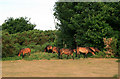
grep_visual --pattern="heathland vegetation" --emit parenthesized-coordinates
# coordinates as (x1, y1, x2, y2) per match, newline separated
(1, 2, 120, 60)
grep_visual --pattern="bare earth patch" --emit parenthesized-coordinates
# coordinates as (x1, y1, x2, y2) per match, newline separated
(2, 58, 118, 77)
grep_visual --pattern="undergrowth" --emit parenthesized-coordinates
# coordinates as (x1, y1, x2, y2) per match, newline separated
(2, 51, 118, 61)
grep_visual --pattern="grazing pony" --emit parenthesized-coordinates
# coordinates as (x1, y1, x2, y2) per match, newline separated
(52, 46, 59, 54)
(76, 47, 95, 58)
(18, 48, 31, 58)
(44, 45, 53, 53)
(89, 47, 100, 53)
(59, 48, 74, 60)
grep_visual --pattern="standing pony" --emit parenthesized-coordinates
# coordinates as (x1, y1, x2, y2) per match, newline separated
(76, 47, 95, 58)
(18, 48, 31, 58)
(59, 48, 74, 60)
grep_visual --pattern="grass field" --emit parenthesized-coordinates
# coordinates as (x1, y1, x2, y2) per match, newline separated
(2, 58, 118, 77)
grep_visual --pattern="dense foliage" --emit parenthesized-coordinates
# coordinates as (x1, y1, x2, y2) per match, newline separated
(2, 2, 120, 59)
(2, 30, 56, 58)
(1, 17, 36, 34)
(54, 2, 120, 57)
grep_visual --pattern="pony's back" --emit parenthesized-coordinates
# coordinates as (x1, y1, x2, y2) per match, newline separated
(18, 48, 31, 56)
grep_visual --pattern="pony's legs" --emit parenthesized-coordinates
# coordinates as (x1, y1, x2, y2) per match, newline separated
(76, 52, 77, 57)
(61, 54, 63, 59)
(29, 52, 31, 56)
(71, 53, 74, 60)
(52, 50, 54, 53)
(85, 53, 87, 58)
(59, 55, 61, 59)
(76, 48, 79, 57)
(79, 53, 80, 58)
(59, 54, 61, 59)
(22, 53, 24, 58)
(58, 52, 60, 59)
(72, 56, 74, 60)
(61, 55, 62, 59)
(67, 55, 69, 59)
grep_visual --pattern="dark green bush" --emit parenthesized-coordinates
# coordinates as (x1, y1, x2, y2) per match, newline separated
(1, 17, 36, 34)
(2, 30, 56, 58)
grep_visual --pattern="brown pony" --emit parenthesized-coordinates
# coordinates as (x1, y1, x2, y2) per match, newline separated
(52, 46, 59, 54)
(76, 47, 95, 58)
(44, 45, 53, 53)
(89, 47, 100, 52)
(59, 48, 74, 60)
(18, 48, 31, 58)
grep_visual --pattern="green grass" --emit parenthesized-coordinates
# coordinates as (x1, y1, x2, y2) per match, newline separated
(113, 74, 118, 78)
(2, 56, 22, 61)
(2, 51, 118, 61)
(2, 51, 78, 61)
(23, 52, 59, 61)
(116, 59, 120, 62)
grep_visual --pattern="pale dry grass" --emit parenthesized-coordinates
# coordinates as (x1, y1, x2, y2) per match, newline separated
(2, 58, 118, 77)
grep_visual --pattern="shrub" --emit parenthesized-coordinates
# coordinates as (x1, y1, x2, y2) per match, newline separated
(2, 30, 56, 58)
(103, 37, 118, 57)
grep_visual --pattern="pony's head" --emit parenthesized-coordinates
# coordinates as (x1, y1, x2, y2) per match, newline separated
(18, 48, 24, 56)
(18, 51, 21, 56)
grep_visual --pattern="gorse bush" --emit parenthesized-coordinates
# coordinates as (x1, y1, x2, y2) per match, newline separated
(2, 30, 56, 58)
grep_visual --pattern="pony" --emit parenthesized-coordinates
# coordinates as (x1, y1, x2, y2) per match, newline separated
(76, 47, 95, 58)
(52, 46, 59, 54)
(44, 45, 53, 53)
(18, 48, 31, 58)
(59, 48, 74, 60)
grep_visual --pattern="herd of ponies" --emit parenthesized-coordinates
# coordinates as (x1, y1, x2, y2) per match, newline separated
(18, 45, 100, 59)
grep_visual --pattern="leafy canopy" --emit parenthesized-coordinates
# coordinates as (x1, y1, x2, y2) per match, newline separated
(1, 17, 36, 34)
(54, 2, 120, 50)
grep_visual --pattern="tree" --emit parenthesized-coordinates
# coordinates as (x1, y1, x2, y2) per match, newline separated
(1, 17, 36, 34)
(54, 2, 119, 50)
